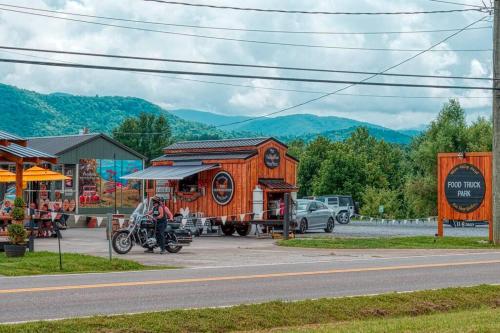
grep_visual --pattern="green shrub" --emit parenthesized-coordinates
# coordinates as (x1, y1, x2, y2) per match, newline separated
(11, 196, 25, 222)
(13, 197, 24, 208)
(7, 223, 27, 245)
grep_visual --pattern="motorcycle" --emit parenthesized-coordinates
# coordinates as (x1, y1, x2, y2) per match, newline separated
(112, 200, 193, 254)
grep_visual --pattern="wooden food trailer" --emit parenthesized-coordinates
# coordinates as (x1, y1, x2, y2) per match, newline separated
(123, 137, 298, 236)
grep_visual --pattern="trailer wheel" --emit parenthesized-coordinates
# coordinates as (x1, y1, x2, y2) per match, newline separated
(221, 224, 235, 236)
(236, 224, 251, 237)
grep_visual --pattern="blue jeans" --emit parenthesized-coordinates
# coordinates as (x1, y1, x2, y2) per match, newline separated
(156, 220, 167, 251)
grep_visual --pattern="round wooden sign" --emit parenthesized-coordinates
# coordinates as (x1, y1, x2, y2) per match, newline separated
(264, 147, 280, 169)
(212, 171, 234, 205)
(444, 163, 485, 213)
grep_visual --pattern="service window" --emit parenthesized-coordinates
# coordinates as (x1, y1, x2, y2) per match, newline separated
(178, 174, 199, 192)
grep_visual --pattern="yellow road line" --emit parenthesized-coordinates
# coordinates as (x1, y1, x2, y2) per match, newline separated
(1, 259, 500, 295)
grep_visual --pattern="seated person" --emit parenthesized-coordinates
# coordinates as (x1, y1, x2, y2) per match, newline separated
(39, 203, 52, 237)
(24, 203, 38, 228)
(28, 202, 37, 217)
(1, 200, 12, 215)
(40, 204, 50, 218)
(52, 202, 68, 228)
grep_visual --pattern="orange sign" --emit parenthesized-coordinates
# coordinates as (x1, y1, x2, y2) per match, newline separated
(437, 152, 492, 241)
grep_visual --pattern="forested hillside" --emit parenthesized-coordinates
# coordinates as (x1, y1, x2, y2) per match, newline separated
(0, 83, 228, 140)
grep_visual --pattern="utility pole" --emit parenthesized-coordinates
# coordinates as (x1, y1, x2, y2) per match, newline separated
(493, 0, 500, 244)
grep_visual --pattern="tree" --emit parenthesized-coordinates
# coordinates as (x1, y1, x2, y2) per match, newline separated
(360, 187, 401, 219)
(297, 136, 333, 197)
(112, 113, 172, 161)
(287, 139, 306, 160)
(312, 143, 367, 202)
(404, 99, 492, 217)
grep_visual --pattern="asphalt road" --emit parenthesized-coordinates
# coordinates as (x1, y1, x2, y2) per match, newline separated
(2, 250, 500, 323)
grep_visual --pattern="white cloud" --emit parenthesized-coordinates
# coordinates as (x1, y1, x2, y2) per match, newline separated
(0, 0, 493, 128)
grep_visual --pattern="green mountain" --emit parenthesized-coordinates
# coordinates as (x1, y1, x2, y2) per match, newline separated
(294, 126, 413, 144)
(170, 109, 251, 127)
(170, 109, 413, 144)
(0, 83, 413, 144)
(0, 83, 228, 140)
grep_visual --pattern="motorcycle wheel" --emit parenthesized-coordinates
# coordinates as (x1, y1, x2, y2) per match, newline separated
(112, 231, 133, 254)
(166, 244, 182, 253)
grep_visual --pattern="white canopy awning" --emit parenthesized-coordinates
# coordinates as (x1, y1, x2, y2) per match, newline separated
(121, 164, 220, 180)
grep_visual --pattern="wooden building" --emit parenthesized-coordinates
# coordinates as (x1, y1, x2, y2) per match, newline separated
(123, 137, 298, 235)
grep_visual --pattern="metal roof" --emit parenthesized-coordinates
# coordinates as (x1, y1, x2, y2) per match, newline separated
(27, 133, 100, 155)
(121, 164, 220, 180)
(165, 137, 282, 150)
(0, 130, 24, 141)
(28, 133, 145, 159)
(0, 142, 56, 159)
(152, 151, 257, 162)
(259, 178, 298, 191)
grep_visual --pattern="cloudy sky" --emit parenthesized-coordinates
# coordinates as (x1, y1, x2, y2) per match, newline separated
(0, 0, 493, 129)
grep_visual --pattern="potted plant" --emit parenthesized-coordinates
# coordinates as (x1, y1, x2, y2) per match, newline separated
(11, 197, 25, 225)
(5, 223, 27, 257)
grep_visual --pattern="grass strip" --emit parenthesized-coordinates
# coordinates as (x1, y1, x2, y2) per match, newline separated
(249, 307, 500, 332)
(0, 251, 172, 276)
(278, 236, 498, 249)
(1, 285, 500, 332)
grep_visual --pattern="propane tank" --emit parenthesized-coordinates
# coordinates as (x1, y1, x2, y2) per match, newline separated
(252, 186, 264, 220)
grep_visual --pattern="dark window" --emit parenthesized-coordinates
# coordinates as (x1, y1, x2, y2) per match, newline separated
(339, 197, 350, 206)
(309, 202, 317, 210)
(178, 174, 199, 192)
(327, 197, 338, 205)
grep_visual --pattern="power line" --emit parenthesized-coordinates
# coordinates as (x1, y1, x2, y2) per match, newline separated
(0, 58, 496, 91)
(0, 3, 492, 35)
(1, 48, 491, 100)
(215, 15, 490, 128)
(1, 45, 494, 81)
(426, 0, 489, 8)
(143, 0, 489, 14)
(0, 7, 492, 53)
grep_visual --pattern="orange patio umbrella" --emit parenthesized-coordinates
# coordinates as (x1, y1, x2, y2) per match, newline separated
(22, 166, 71, 182)
(0, 169, 16, 182)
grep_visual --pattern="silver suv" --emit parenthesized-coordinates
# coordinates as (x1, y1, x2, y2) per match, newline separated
(313, 195, 355, 224)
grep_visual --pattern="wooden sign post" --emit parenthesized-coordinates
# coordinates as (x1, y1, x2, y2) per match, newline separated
(437, 152, 493, 241)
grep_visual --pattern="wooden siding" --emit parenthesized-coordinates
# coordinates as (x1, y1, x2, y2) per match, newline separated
(437, 152, 492, 240)
(152, 138, 297, 220)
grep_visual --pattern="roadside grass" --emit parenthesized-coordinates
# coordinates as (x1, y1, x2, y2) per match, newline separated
(2, 285, 500, 333)
(278, 236, 498, 249)
(248, 307, 500, 333)
(0, 251, 172, 276)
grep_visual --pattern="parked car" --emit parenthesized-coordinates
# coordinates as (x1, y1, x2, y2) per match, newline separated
(295, 199, 335, 234)
(315, 195, 355, 224)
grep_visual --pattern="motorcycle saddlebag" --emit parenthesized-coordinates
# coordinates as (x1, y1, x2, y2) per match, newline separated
(174, 229, 193, 244)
